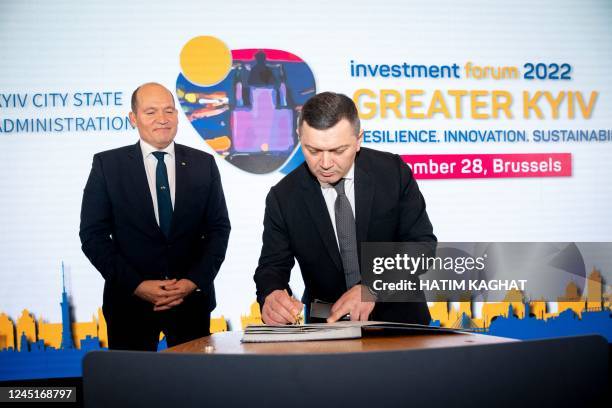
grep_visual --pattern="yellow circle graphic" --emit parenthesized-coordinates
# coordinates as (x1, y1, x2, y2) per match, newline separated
(180, 36, 232, 86)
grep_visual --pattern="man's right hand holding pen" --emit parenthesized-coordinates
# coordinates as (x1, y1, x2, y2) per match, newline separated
(262, 289, 304, 325)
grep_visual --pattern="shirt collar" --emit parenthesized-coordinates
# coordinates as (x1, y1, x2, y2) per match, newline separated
(140, 139, 175, 159)
(345, 162, 355, 181)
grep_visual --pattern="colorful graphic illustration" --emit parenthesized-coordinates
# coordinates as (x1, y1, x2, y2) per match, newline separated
(177, 36, 315, 174)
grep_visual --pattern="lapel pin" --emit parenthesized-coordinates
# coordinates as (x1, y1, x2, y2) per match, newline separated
(181, 162, 186, 166)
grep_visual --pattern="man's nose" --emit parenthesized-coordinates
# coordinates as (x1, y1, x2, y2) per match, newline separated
(321, 151, 332, 169)
(156, 112, 169, 123)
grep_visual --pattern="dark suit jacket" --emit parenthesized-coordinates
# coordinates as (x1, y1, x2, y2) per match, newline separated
(79, 141, 230, 315)
(254, 147, 436, 324)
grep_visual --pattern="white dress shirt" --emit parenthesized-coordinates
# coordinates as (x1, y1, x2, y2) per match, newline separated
(140, 139, 176, 226)
(320, 163, 356, 248)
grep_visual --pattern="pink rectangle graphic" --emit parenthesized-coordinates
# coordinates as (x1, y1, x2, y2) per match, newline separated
(401, 153, 572, 179)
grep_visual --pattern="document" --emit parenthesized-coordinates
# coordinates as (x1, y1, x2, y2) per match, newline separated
(241, 321, 464, 343)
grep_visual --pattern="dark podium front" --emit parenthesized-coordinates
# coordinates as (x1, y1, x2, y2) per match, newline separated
(83, 332, 609, 408)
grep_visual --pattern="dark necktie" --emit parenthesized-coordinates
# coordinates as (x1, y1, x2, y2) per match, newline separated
(152, 151, 173, 237)
(333, 179, 360, 289)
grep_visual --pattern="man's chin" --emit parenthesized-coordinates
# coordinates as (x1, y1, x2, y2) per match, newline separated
(149, 137, 176, 149)
(317, 174, 340, 184)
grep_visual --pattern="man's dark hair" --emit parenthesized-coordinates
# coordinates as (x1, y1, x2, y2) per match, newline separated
(298, 92, 360, 136)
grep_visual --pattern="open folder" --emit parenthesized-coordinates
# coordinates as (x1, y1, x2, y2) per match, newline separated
(242, 321, 467, 343)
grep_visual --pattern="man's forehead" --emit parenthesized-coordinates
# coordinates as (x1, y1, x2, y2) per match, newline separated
(300, 120, 356, 146)
(137, 85, 175, 108)
(303, 140, 351, 151)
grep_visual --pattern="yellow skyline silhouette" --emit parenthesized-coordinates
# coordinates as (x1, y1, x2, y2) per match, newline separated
(238, 268, 612, 329)
(240, 301, 263, 329)
(0, 308, 227, 351)
(428, 268, 611, 328)
(1, 268, 610, 350)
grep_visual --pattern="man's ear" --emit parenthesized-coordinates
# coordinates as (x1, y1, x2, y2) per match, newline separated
(356, 129, 364, 151)
(128, 111, 137, 129)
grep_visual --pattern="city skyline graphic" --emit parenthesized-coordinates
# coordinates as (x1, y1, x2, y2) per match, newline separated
(0, 263, 611, 381)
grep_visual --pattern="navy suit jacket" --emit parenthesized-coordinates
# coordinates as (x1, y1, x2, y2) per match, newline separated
(80, 141, 230, 314)
(254, 147, 436, 324)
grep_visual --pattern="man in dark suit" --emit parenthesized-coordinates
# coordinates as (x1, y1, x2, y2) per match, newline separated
(254, 92, 435, 325)
(80, 82, 231, 350)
